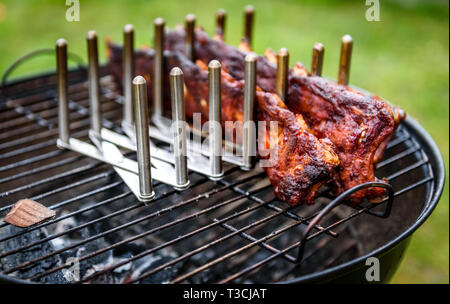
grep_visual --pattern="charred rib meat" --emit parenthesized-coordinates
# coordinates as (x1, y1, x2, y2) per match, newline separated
(107, 41, 340, 205)
(162, 27, 406, 201)
(256, 91, 339, 204)
(107, 26, 405, 204)
(287, 69, 405, 201)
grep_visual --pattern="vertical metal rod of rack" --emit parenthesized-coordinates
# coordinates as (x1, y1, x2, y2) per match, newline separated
(311, 42, 324, 77)
(170, 67, 189, 189)
(123, 24, 135, 129)
(216, 9, 226, 40)
(338, 34, 353, 85)
(153, 18, 165, 117)
(133, 76, 154, 201)
(244, 5, 254, 47)
(276, 48, 289, 102)
(56, 38, 69, 144)
(185, 14, 196, 61)
(208, 60, 223, 179)
(241, 54, 257, 171)
(86, 30, 101, 137)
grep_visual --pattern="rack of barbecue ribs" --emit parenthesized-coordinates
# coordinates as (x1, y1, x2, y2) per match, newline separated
(106, 24, 405, 205)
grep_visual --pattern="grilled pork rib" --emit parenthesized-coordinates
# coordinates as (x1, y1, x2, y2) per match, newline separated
(162, 28, 406, 201)
(287, 70, 405, 201)
(107, 42, 340, 205)
(107, 26, 405, 204)
(256, 91, 339, 204)
(108, 43, 245, 140)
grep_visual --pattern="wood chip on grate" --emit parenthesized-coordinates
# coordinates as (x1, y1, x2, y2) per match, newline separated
(4, 199, 56, 228)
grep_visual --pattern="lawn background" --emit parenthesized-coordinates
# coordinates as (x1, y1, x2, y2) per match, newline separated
(0, 0, 448, 283)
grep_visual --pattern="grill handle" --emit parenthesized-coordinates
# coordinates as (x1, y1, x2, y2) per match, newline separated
(296, 181, 394, 264)
(0, 48, 84, 90)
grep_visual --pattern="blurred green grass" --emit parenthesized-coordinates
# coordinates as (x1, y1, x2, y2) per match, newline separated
(0, 0, 448, 283)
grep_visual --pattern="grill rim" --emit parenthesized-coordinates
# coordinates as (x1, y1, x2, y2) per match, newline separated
(0, 71, 445, 284)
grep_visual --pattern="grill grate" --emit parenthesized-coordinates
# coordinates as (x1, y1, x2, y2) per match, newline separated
(0, 68, 435, 284)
